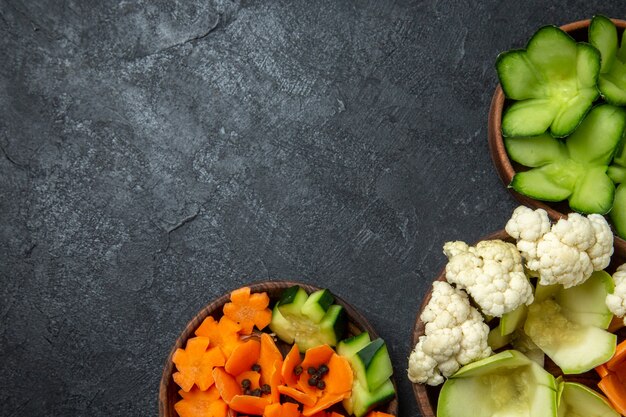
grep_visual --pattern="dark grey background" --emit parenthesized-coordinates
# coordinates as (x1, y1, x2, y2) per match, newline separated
(1, 0, 623, 416)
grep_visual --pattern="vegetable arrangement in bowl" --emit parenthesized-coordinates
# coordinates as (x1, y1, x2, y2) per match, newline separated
(488, 16, 626, 246)
(409, 205, 626, 417)
(159, 282, 398, 417)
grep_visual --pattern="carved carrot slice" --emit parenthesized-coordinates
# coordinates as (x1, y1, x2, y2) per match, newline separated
(268, 360, 283, 404)
(175, 387, 228, 417)
(301, 391, 350, 416)
(259, 333, 283, 385)
(223, 287, 272, 334)
(365, 412, 395, 417)
(229, 395, 271, 415)
(236, 371, 261, 391)
(263, 402, 301, 417)
(226, 339, 261, 376)
(214, 367, 243, 404)
(196, 316, 243, 357)
(173, 337, 226, 392)
(281, 344, 302, 387)
(323, 354, 353, 394)
(277, 385, 316, 406)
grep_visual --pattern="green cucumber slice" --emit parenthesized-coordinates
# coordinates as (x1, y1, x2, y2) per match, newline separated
(352, 338, 394, 392)
(569, 167, 615, 214)
(277, 285, 309, 318)
(556, 271, 614, 329)
(610, 183, 626, 239)
(557, 381, 620, 417)
(510, 163, 578, 201)
(618, 29, 626, 62)
(608, 165, 626, 183)
(337, 332, 371, 359)
(566, 104, 626, 165)
(496, 50, 545, 99)
(344, 379, 396, 417)
(502, 99, 559, 137)
(269, 304, 296, 344)
(488, 326, 512, 350)
(526, 26, 577, 81)
(500, 304, 528, 336)
(438, 350, 557, 417)
(524, 299, 617, 374)
(589, 15, 618, 72)
(504, 134, 568, 167)
(301, 289, 334, 323)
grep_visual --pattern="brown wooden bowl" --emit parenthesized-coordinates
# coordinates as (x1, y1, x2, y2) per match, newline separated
(487, 18, 626, 255)
(411, 229, 626, 417)
(159, 281, 399, 417)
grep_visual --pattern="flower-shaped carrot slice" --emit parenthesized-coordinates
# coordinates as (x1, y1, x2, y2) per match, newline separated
(259, 333, 283, 385)
(173, 337, 226, 392)
(225, 339, 261, 376)
(301, 391, 350, 417)
(223, 287, 272, 334)
(175, 386, 228, 417)
(264, 402, 301, 417)
(195, 316, 243, 357)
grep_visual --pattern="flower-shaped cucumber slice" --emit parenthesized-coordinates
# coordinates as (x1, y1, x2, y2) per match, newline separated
(497, 26, 600, 137)
(589, 15, 626, 105)
(611, 184, 626, 239)
(506, 104, 626, 214)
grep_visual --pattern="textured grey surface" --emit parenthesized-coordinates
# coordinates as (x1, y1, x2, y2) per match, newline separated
(1, 0, 624, 416)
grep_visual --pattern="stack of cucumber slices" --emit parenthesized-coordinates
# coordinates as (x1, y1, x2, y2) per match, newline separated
(497, 16, 626, 239)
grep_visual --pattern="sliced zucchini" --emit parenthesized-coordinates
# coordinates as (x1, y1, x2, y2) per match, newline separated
(557, 380, 620, 417)
(524, 299, 616, 374)
(589, 15, 626, 105)
(555, 270, 614, 329)
(438, 350, 557, 417)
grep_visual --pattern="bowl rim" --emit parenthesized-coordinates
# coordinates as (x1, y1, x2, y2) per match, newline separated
(410, 228, 626, 417)
(159, 280, 399, 417)
(487, 17, 626, 254)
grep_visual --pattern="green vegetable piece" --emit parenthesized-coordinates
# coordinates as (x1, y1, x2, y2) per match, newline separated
(610, 183, 626, 239)
(589, 15, 626, 105)
(557, 380, 620, 417)
(508, 105, 626, 214)
(497, 26, 600, 137)
(609, 138, 626, 183)
(437, 350, 557, 417)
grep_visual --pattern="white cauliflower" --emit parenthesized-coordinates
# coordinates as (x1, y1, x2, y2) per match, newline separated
(443, 239, 534, 317)
(505, 206, 614, 288)
(606, 264, 626, 326)
(408, 281, 491, 386)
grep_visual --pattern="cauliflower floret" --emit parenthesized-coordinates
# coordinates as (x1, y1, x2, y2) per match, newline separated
(505, 207, 614, 288)
(407, 281, 491, 386)
(606, 264, 626, 325)
(443, 239, 534, 317)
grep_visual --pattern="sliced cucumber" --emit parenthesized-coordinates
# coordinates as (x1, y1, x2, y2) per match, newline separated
(557, 381, 620, 417)
(438, 350, 557, 417)
(270, 286, 347, 351)
(500, 304, 528, 336)
(301, 289, 334, 323)
(556, 271, 614, 329)
(350, 338, 394, 392)
(504, 134, 568, 167)
(610, 183, 626, 239)
(502, 99, 559, 137)
(343, 379, 396, 417)
(488, 326, 512, 351)
(589, 15, 626, 106)
(608, 165, 626, 183)
(589, 15, 618, 72)
(510, 163, 577, 201)
(337, 332, 371, 358)
(524, 299, 617, 374)
(569, 167, 615, 214)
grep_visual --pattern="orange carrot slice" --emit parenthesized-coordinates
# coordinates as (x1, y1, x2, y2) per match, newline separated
(259, 333, 283, 384)
(268, 360, 283, 404)
(366, 412, 395, 417)
(606, 339, 626, 372)
(595, 363, 610, 378)
(196, 316, 243, 357)
(226, 339, 262, 376)
(323, 354, 353, 394)
(236, 371, 261, 391)
(301, 392, 350, 416)
(329, 413, 346, 417)
(173, 337, 226, 392)
(229, 395, 271, 415)
(263, 402, 301, 417)
(214, 367, 243, 404)
(223, 287, 272, 334)
(598, 373, 626, 415)
(300, 345, 334, 370)
(175, 387, 228, 417)
(277, 385, 317, 406)
(282, 344, 302, 387)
